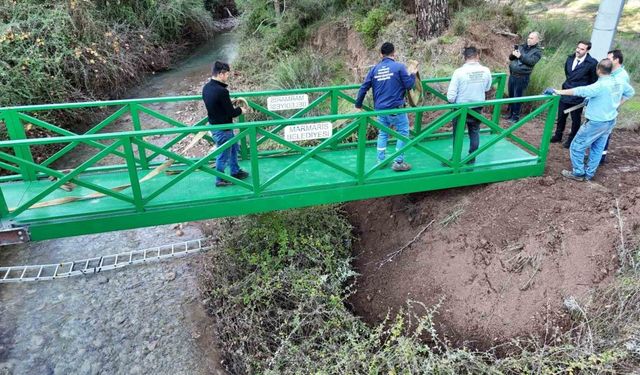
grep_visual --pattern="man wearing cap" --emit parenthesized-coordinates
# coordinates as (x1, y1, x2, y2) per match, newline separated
(355, 42, 417, 172)
(446, 46, 492, 165)
(550, 59, 635, 182)
(202, 61, 248, 187)
(600, 49, 631, 164)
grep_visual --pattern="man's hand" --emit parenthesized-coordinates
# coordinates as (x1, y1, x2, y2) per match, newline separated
(542, 87, 555, 96)
(513, 50, 521, 59)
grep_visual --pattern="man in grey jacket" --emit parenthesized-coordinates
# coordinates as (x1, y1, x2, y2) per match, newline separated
(506, 32, 542, 123)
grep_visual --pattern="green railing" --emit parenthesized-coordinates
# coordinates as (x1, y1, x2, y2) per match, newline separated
(0, 73, 558, 223)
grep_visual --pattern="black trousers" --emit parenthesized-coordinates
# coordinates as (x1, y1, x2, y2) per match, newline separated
(507, 74, 530, 119)
(554, 101, 583, 139)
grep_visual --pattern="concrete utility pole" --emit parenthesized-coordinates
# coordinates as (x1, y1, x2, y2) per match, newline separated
(590, 0, 626, 60)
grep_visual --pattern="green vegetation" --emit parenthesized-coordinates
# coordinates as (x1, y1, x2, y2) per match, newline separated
(355, 7, 391, 48)
(202, 207, 640, 373)
(0, 0, 213, 108)
(451, 3, 528, 37)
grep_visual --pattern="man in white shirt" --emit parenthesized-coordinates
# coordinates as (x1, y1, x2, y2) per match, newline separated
(446, 46, 492, 164)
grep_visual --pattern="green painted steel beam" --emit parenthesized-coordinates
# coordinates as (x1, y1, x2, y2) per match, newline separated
(24, 163, 541, 241)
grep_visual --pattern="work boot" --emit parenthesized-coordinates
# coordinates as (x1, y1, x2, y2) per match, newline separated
(550, 134, 562, 143)
(392, 161, 411, 172)
(560, 169, 585, 182)
(215, 180, 233, 187)
(232, 169, 249, 180)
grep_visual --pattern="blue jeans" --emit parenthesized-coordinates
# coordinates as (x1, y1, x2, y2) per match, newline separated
(212, 130, 240, 183)
(377, 113, 410, 163)
(508, 74, 530, 119)
(569, 119, 615, 179)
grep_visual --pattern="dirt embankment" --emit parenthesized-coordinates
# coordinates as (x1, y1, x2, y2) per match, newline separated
(346, 123, 640, 349)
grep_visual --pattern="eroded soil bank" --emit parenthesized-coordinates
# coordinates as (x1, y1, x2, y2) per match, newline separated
(347, 122, 640, 350)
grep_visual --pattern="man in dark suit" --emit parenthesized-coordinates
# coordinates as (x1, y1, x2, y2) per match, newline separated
(550, 41, 598, 148)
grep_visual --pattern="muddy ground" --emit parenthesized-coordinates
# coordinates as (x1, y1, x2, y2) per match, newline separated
(346, 119, 640, 350)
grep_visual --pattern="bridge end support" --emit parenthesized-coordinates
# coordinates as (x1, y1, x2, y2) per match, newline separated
(0, 225, 30, 246)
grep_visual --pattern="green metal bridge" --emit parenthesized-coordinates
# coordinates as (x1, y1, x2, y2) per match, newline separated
(0, 73, 559, 243)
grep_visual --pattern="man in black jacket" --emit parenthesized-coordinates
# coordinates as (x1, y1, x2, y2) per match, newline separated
(506, 31, 542, 123)
(550, 41, 598, 148)
(202, 61, 248, 187)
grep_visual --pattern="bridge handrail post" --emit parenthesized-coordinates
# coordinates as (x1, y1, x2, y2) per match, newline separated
(414, 110, 423, 136)
(452, 107, 467, 171)
(0, 187, 8, 218)
(537, 96, 560, 165)
(356, 116, 368, 184)
(123, 136, 145, 212)
(248, 125, 260, 193)
(491, 74, 507, 132)
(129, 103, 149, 170)
(4, 110, 36, 181)
(238, 113, 250, 160)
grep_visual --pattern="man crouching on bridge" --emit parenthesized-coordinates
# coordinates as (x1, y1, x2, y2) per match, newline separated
(202, 61, 249, 187)
(550, 59, 635, 182)
(355, 42, 417, 172)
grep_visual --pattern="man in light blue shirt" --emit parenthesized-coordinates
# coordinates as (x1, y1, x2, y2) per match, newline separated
(601, 49, 631, 164)
(552, 59, 635, 181)
(446, 46, 492, 164)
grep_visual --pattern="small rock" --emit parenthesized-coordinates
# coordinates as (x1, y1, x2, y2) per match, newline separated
(96, 275, 109, 284)
(539, 176, 555, 186)
(175, 230, 184, 237)
(31, 335, 44, 348)
(146, 340, 158, 351)
(366, 294, 372, 302)
(601, 268, 608, 274)
(164, 271, 177, 282)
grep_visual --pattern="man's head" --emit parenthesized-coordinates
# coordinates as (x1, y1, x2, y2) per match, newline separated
(212, 61, 231, 82)
(607, 49, 624, 69)
(527, 32, 540, 46)
(463, 46, 479, 62)
(575, 41, 591, 59)
(596, 58, 613, 76)
(380, 42, 395, 58)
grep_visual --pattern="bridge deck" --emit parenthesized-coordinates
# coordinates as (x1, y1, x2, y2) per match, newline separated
(3, 134, 536, 232)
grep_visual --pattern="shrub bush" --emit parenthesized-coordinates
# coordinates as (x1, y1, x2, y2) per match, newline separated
(355, 7, 391, 48)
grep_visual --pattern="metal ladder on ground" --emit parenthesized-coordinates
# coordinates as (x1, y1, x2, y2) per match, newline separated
(0, 239, 212, 283)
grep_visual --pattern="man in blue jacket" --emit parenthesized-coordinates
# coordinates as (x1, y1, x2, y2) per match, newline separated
(551, 59, 635, 181)
(202, 61, 248, 187)
(355, 42, 417, 172)
(550, 41, 598, 148)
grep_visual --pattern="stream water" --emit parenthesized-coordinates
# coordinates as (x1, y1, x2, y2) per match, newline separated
(0, 31, 239, 375)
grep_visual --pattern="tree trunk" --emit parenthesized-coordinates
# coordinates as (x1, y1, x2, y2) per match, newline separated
(274, 0, 281, 18)
(415, 0, 449, 40)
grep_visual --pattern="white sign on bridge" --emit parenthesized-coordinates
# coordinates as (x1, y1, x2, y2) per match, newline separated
(267, 94, 309, 111)
(284, 122, 333, 142)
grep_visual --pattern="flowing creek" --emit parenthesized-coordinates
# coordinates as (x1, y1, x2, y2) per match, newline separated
(0, 31, 239, 375)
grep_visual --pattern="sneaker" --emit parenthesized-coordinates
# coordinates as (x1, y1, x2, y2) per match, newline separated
(599, 156, 607, 165)
(550, 135, 562, 143)
(502, 113, 514, 120)
(215, 180, 233, 187)
(231, 170, 249, 180)
(560, 169, 585, 182)
(507, 117, 519, 124)
(392, 161, 411, 172)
